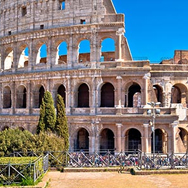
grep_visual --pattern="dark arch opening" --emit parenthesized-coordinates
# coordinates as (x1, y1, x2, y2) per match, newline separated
(101, 83, 114, 107)
(100, 128, 114, 151)
(3, 87, 11, 108)
(126, 128, 141, 150)
(57, 85, 66, 106)
(75, 128, 89, 151)
(2, 126, 9, 131)
(17, 87, 27, 108)
(39, 86, 45, 107)
(151, 129, 163, 153)
(128, 83, 141, 107)
(153, 85, 163, 105)
(171, 86, 181, 103)
(179, 128, 188, 150)
(78, 84, 89, 107)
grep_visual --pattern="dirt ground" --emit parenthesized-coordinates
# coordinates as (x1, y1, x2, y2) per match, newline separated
(45, 171, 188, 188)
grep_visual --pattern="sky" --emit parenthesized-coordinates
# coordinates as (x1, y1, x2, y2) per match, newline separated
(113, 0, 188, 63)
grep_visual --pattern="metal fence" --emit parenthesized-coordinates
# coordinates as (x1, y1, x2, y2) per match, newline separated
(0, 155, 48, 185)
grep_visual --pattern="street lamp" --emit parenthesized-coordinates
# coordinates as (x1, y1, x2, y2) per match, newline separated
(147, 102, 161, 160)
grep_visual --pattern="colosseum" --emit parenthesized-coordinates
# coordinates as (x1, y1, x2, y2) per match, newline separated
(0, 0, 188, 154)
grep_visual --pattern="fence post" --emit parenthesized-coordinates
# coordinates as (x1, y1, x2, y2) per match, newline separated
(8, 162, 10, 183)
(66, 151, 68, 167)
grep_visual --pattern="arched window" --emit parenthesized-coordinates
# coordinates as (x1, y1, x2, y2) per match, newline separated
(101, 38, 115, 62)
(125, 128, 141, 150)
(78, 40, 90, 63)
(101, 83, 114, 107)
(151, 129, 167, 153)
(16, 86, 27, 108)
(171, 85, 181, 103)
(128, 83, 141, 107)
(3, 86, 11, 108)
(78, 84, 89, 107)
(100, 128, 114, 151)
(33, 85, 45, 108)
(57, 84, 66, 106)
(4, 50, 13, 70)
(36, 44, 47, 64)
(18, 47, 29, 68)
(153, 85, 163, 105)
(75, 128, 89, 151)
(56, 42, 67, 64)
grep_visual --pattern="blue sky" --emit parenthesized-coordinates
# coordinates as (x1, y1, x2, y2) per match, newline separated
(113, 0, 188, 63)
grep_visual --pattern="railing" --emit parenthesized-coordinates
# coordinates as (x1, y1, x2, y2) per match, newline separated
(0, 155, 47, 185)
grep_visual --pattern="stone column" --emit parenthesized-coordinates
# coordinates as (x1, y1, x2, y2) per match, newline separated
(181, 92, 186, 107)
(116, 123, 122, 153)
(143, 123, 149, 153)
(162, 92, 166, 107)
(148, 136, 152, 153)
(171, 121, 178, 153)
(67, 35, 73, 68)
(47, 37, 52, 69)
(143, 73, 151, 106)
(90, 77, 96, 115)
(28, 39, 34, 71)
(121, 136, 125, 152)
(115, 28, 125, 61)
(116, 76, 122, 114)
(12, 43, 18, 72)
(27, 81, 31, 115)
(11, 81, 16, 114)
(66, 76, 72, 115)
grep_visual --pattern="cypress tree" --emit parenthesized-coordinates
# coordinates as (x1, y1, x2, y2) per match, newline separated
(55, 94, 69, 151)
(44, 91, 56, 132)
(36, 99, 45, 134)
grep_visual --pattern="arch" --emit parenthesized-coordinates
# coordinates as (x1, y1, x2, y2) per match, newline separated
(33, 85, 45, 108)
(56, 41, 67, 64)
(36, 44, 47, 64)
(18, 47, 29, 68)
(16, 85, 27, 108)
(171, 84, 187, 105)
(18, 127, 25, 131)
(2, 126, 9, 131)
(78, 40, 90, 63)
(127, 83, 141, 107)
(153, 85, 163, 105)
(78, 83, 89, 107)
(151, 128, 167, 153)
(4, 50, 13, 70)
(57, 84, 66, 106)
(177, 127, 188, 152)
(75, 128, 89, 151)
(3, 86, 11, 108)
(101, 83, 114, 107)
(125, 128, 141, 150)
(101, 38, 115, 62)
(100, 128, 114, 151)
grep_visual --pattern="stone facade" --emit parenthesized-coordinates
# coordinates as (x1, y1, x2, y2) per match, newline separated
(0, 0, 188, 154)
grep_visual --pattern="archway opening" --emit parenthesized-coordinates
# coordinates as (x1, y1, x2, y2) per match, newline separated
(125, 128, 141, 151)
(33, 85, 45, 108)
(75, 128, 89, 151)
(78, 40, 90, 63)
(3, 86, 11, 108)
(153, 85, 163, 105)
(56, 41, 67, 64)
(18, 47, 29, 68)
(151, 129, 167, 153)
(16, 86, 27, 108)
(101, 38, 115, 62)
(101, 83, 114, 107)
(100, 128, 114, 151)
(57, 85, 66, 106)
(128, 83, 141, 107)
(78, 84, 89, 107)
(4, 50, 13, 70)
(171, 86, 181, 103)
(36, 44, 47, 64)
(178, 128, 188, 152)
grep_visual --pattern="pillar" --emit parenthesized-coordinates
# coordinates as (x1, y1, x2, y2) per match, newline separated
(67, 35, 73, 68)
(171, 121, 178, 153)
(143, 123, 149, 153)
(27, 81, 31, 114)
(115, 28, 125, 61)
(90, 77, 96, 115)
(143, 73, 151, 106)
(11, 81, 16, 114)
(66, 76, 72, 115)
(116, 123, 122, 153)
(116, 76, 122, 115)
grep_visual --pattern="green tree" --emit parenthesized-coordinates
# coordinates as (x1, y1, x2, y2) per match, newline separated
(43, 91, 56, 132)
(55, 94, 69, 151)
(36, 99, 45, 134)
